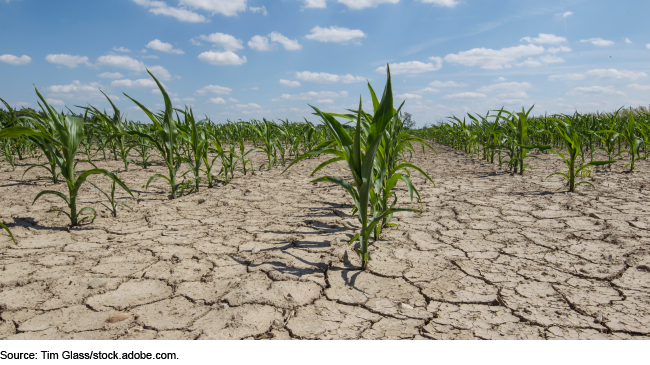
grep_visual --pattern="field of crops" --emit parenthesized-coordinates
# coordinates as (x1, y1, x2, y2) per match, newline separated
(0, 69, 649, 340)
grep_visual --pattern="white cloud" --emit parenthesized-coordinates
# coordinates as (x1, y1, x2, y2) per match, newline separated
(627, 84, 650, 90)
(585, 69, 647, 80)
(0, 54, 31, 65)
(515, 58, 542, 67)
(248, 35, 270, 51)
(476, 82, 532, 93)
(555, 11, 573, 18)
(521, 33, 567, 44)
(46, 80, 107, 100)
(132, 0, 209, 22)
(280, 79, 301, 87)
(111, 79, 158, 88)
(97, 72, 124, 79)
(249, 5, 267, 15)
(113, 46, 132, 53)
(430, 80, 466, 87)
(305, 26, 366, 43)
(443, 92, 487, 99)
(580, 38, 614, 47)
(190, 38, 202, 46)
(196, 85, 232, 96)
(647, 44, 650, 50)
(251, 87, 259, 90)
(421, 0, 459, 7)
(295, 71, 365, 83)
(569, 85, 625, 96)
(208, 97, 226, 104)
(96, 54, 145, 71)
(625, 38, 632, 44)
(315, 99, 333, 104)
(231, 103, 262, 109)
(197, 33, 243, 51)
(141, 55, 159, 59)
(46, 98, 65, 106)
(183, 97, 196, 102)
(539, 55, 565, 64)
(44, 54, 90, 68)
(227, 97, 238, 102)
(198, 51, 247, 66)
(548, 73, 585, 81)
(273, 90, 346, 101)
(395, 93, 422, 100)
(417, 87, 440, 93)
(151, 89, 178, 96)
(547, 46, 571, 54)
(376, 58, 442, 75)
(268, 32, 302, 50)
(336, 0, 399, 9)
(304, 0, 327, 7)
(146, 39, 184, 54)
(148, 65, 172, 80)
(494, 77, 506, 82)
(444, 44, 544, 69)
(179, 0, 247, 16)
(496, 91, 528, 99)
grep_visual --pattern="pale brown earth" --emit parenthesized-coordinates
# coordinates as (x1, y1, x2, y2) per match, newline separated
(1, 143, 649, 340)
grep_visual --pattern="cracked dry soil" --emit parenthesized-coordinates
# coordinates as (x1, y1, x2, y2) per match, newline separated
(1, 143, 650, 340)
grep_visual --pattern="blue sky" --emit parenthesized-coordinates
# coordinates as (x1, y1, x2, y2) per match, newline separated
(1, 0, 649, 126)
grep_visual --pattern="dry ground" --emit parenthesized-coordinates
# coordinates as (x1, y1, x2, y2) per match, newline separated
(0, 143, 649, 340)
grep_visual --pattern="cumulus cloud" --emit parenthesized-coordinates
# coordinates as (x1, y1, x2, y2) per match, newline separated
(280, 79, 301, 87)
(44, 54, 90, 68)
(46, 80, 107, 100)
(476, 82, 532, 93)
(295, 71, 365, 83)
(336, 0, 399, 9)
(417, 87, 440, 93)
(647, 43, 650, 50)
(376, 58, 442, 75)
(97, 72, 124, 79)
(197, 33, 243, 51)
(625, 38, 632, 44)
(232, 103, 262, 109)
(113, 46, 132, 53)
(444, 44, 544, 69)
(520, 33, 567, 44)
(272, 90, 347, 101)
(585, 69, 647, 80)
(146, 39, 184, 54)
(496, 91, 529, 99)
(0, 54, 31, 65)
(248, 35, 270, 51)
(208, 97, 226, 104)
(195, 84, 233, 95)
(430, 80, 467, 87)
(547, 46, 571, 54)
(179, 0, 247, 16)
(580, 38, 614, 46)
(395, 93, 422, 100)
(548, 73, 586, 81)
(249, 5, 267, 15)
(96, 54, 146, 72)
(303, 0, 326, 7)
(568, 85, 625, 96)
(627, 84, 650, 90)
(268, 32, 302, 50)
(421, 0, 459, 7)
(443, 92, 487, 99)
(131, 0, 208, 22)
(305, 26, 366, 44)
(538, 55, 565, 64)
(111, 79, 158, 88)
(555, 11, 573, 18)
(198, 51, 247, 66)
(46, 98, 65, 106)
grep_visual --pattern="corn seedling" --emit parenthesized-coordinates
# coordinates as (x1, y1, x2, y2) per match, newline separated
(0, 222, 16, 244)
(89, 180, 134, 217)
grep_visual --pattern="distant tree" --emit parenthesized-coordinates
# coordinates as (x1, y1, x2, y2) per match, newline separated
(401, 112, 416, 130)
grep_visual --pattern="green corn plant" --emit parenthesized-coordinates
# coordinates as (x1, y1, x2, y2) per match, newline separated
(177, 107, 207, 192)
(0, 221, 16, 244)
(124, 70, 183, 198)
(618, 110, 643, 172)
(495, 106, 551, 174)
(235, 138, 257, 175)
(284, 65, 419, 270)
(130, 124, 154, 168)
(243, 119, 277, 170)
(547, 115, 615, 192)
(89, 180, 134, 217)
(0, 88, 134, 226)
